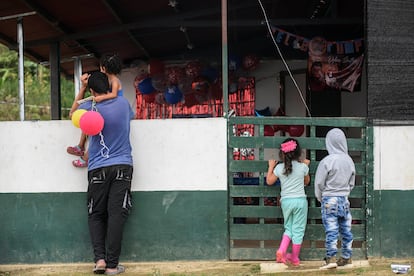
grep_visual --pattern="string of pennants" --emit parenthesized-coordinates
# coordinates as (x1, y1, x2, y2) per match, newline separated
(270, 25, 364, 55)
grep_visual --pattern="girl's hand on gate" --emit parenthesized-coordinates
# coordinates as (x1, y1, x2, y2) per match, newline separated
(268, 159, 278, 169)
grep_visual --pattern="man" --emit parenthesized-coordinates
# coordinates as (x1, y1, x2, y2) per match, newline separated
(78, 71, 133, 275)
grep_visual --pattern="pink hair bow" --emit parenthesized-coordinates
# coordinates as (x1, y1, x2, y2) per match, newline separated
(281, 140, 297, 153)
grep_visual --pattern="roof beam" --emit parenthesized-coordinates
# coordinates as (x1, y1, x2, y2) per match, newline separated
(22, 16, 361, 48)
(0, 32, 52, 63)
(101, 0, 150, 58)
(20, 2, 263, 47)
(20, 0, 99, 56)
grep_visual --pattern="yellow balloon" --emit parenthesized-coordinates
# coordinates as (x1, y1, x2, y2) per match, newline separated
(71, 109, 87, 128)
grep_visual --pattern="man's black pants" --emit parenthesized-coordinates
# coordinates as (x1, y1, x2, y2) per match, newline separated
(87, 164, 133, 268)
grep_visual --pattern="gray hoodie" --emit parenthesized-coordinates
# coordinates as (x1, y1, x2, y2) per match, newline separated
(314, 128, 356, 202)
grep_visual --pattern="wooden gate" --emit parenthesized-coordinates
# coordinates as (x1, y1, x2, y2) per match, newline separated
(228, 116, 373, 260)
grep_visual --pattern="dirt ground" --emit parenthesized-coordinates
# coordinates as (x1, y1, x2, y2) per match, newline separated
(0, 258, 412, 275)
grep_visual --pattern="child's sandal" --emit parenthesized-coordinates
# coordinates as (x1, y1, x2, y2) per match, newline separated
(67, 145, 85, 156)
(72, 157, 88, 168)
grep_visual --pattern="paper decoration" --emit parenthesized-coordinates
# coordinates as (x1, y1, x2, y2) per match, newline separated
(307, 36, 364, 92)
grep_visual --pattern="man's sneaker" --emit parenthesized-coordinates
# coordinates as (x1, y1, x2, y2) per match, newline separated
(337, 257, 353, 267)
(320, 256, 338, 269)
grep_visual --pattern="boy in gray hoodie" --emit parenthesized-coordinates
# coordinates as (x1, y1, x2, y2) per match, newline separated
(315, 128, 355, 269)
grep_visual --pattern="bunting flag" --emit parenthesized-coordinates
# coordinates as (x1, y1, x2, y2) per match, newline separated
(270, 26, 364, 93)
(270, 26, 364, 55)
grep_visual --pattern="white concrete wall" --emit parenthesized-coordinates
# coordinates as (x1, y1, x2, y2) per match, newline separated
(0, 118, 227, 193)
(374, 126, 414, 190)
(2, 120, 414, 194)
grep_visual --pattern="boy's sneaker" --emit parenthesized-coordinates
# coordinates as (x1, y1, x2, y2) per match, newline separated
(337, 257, 353, 267)
(320, 256, 338, 269)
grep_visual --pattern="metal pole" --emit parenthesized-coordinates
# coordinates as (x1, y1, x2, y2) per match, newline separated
(17, 17, 25, 121)
(221, 0, 229, 118)
(49, 42, 61, 119)
(74, 57, 82, 96)
(0, 11, 36, 21)
(1, 12, 36, 121)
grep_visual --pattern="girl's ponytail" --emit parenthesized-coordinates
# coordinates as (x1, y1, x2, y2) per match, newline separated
(279, 138, 302, 176)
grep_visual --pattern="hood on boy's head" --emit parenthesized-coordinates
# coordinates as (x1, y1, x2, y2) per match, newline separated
(326, 128, 348, 154)
(88, 71, 109, 94)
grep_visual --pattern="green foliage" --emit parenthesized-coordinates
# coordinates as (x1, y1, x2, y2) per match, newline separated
(0, 43, 75, 121)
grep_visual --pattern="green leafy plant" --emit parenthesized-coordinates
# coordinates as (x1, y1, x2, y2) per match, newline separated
(0, 43, 75, 121)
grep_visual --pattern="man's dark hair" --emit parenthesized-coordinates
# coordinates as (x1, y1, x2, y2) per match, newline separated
(88, 71, 109, 94)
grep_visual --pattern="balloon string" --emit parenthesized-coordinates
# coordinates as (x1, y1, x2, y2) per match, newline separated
(92, 100, 108, 158)
(99, 132, 110, 158)
(92, 100, 98, 112)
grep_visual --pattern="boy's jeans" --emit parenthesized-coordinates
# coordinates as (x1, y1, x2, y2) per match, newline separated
(321, 196, 353, 259)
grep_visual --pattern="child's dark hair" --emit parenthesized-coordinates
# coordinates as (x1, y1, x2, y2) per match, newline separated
(279, 138, 302, 176)
(100, 53, 122, 75)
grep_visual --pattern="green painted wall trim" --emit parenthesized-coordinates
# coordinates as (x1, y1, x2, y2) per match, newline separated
(0, 191, 228, 264)
(3, 189, 413, 263)
(371, 190, 414, 258)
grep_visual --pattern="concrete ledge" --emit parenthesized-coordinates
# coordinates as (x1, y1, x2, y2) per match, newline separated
(260, 263, 289, 273)
(260, 260, 371, 274)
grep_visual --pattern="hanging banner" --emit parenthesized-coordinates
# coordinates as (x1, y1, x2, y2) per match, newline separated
(307, 37, 364, 92)
(269, 26, 364, 92)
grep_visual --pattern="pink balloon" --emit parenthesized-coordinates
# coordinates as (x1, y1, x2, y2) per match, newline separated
(80, 111, 104, 136)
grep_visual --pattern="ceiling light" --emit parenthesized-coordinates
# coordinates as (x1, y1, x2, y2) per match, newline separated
(168, 0, 178, 8)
